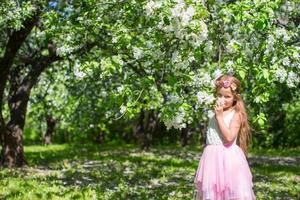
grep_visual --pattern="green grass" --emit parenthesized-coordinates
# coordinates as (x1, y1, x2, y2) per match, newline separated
(0, 143, 299, 199)
(248, 146, 300, 157)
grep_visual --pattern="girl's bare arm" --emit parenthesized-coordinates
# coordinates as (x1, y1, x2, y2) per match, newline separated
(215, 113, 241, 143)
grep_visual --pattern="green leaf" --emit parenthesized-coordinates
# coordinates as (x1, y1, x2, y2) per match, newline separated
(238, 70, 246, 79)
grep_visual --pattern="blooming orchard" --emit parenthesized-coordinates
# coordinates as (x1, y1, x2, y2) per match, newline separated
(59, 0, 300, 130)
(1, 0, 299, 132)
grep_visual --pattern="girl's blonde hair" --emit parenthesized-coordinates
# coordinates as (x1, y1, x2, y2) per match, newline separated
(215, 75, 251, 155)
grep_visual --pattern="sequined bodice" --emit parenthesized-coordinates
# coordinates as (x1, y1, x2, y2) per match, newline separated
(206, 110, 237, 145)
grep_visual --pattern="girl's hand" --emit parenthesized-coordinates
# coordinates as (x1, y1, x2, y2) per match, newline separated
(214, 104, 223, 119)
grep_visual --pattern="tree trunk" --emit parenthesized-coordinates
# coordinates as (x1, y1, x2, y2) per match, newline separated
(168, 129, 178, 144)
(94, 131, 105, 144)
(133, 109, 157, 150)
(0, 40, 96, 167)
(133, 109, 146, 149)
(152, 118, 167, 145)
(180, 127, 188, 147)
(0, 11, 41, 167)
(1, 81, 30, 167)
(1, 125, 27, 167)
(0, 115, 5, 146)
(44, 115, 56, 145)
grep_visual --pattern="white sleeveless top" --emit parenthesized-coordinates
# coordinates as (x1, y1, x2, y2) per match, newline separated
(206, 109, 237, 145)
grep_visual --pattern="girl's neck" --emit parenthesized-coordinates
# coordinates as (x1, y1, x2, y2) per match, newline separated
(223, 106, 235, 112)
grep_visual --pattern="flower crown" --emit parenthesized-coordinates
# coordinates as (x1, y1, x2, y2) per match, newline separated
(216, 80, 237, 91)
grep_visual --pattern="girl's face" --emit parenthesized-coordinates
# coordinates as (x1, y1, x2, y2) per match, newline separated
(216, 87, 235, 110)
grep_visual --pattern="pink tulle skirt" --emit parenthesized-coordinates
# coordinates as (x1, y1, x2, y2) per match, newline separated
(194, 144, 255, 200)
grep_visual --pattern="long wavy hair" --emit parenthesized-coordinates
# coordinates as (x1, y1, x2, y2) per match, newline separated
(215, 75, 252, 155)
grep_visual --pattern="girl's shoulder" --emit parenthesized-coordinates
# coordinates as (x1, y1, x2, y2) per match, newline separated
(232, 109, 242, 118)
(229, 109, 243, 125)
(219, 109, 239, 125)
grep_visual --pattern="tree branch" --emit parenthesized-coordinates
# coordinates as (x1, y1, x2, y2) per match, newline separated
(0, 12, 40, 75)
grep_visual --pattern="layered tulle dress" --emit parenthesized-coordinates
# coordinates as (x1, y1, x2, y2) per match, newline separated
(194, 109, 255, 200)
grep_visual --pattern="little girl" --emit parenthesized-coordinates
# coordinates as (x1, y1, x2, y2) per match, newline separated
(194, 75, 255, 200)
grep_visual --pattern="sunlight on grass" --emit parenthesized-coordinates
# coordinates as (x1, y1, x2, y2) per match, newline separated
(0, 144, 299, 199)
(24, 144, 70, 153)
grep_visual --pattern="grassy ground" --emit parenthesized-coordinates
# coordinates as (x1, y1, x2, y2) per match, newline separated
(0, 143, 299, 200)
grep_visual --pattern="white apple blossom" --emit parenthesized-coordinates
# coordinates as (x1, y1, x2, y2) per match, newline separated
(168, 94, 181, 103)
(202, 73, 212, 86)
(265, 35, 275, 54)
(213, 69, 223, 80)
(101, 90, 108, 98)
(293, 51, 299, 59)
(73, 61, 86, 78)
(120, 105, 127, 114)
(224, 32, 231, 41)
(226, 39, 239, 54)
(225, 61, 235, 75)
(181, 5, 195, 26)
(117, 86, 124, 93)
(286, 71, 299, 88)
(171, 51, 180, 63)
(145, 1, 163, 16)
(143, 61, 152, 67)
(171, 0, 185, 18)
(112, 36, 118, 43)
(164, 106, 186, 130)
(56, 45, 74, 56)
(133, 47, 144, 59)
(281, 1, 295, 12)
(199, 21, 208, 41)
(196, 91, 215, 105)
(204, 41, 213, 53)
(188, 55, 195, 63)
(254, 96, 261, 103)
(271, 56, 278, 64)
(274, 67, 287, 83)
(282, 57, 290, 67)
(275, 27, 290, 42)
(146, 41, 153, 48)
(225, 60, 234, 68)
(244, 44, 253, 57)
(192, 75, 201, 87)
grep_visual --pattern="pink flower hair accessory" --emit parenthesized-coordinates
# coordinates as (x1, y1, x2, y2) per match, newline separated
(222, 80, 232, 88)
(218, 80, 237, 91)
